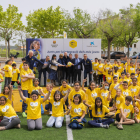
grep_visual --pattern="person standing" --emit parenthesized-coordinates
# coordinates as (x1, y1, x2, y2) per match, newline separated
(74, 54, 92, 87)
(72, 54, 83, 83)
(25, 50, 45, 71)
(57, 54, 65, 86)
(67, 54, 74, 86)
(63, 52, 69, 80)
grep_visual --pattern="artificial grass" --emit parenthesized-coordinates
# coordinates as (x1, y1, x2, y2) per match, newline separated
(72, 115, 140, 140)
(0, 113, 67, 140)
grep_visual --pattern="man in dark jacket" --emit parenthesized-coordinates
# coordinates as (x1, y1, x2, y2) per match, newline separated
(58, 54, 65, 85)
(25, 50, 45, 70)
(72, 54, 83, 82)
(74, 54, 92, 86)
(63, 52, 69, 80)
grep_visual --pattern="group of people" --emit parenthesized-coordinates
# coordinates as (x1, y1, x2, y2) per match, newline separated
(0, 53, 140, 131)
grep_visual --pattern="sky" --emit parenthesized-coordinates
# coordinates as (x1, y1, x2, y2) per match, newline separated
(0, 0, 140, 46)
(1, 0, 140, 25)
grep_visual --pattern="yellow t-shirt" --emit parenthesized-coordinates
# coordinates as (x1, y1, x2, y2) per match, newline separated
(0, 73, 4, 85)
(29, 86, 42, 94)
(12, 68, 20, 81)
(43, 89, 55, 104)
(0, 93, 14, 103)
(21, 69, 33, 90)
(92, 62, 99, 71)
(19, 63, 24, 73)
(135, 102, 140, 120)
(50, 98, 65, 117)
(0, 102, 17, 117)
(99, 89, 109, 108)
(128, 85, 140, 97)
(118, 63, 124, 74)
(127, 65, 135, 74)
(97, 64, 104, 75)
(85, 88, 100, 105)
(109, 82, 119, 99)
(70, 102, 85, 118)
(124, 78, 132, 86)
(104, 64, 112, 76)
(91, 105, 110, 118)
(115, 103, 134, 118)
(119, 87, 132, 98)
(12, 61, 16, 64)
(69, 90, 86, 102)
(113, 72, 121, 80)
(106, 74, 113, 84)
(3, 65, 12, 78)
(59, 85, 71, 96)
(114, 95, 125, 109)
(113, 64, 118, 68)
(25, 98, 44, 120)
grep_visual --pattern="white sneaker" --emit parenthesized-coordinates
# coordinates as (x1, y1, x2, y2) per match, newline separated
(49, 111, 52, 115)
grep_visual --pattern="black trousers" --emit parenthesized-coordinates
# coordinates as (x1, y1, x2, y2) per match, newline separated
(5, 77, 12, 86)
(98, 74, 103, 85)
(11, 81, 21, 86)
(67, 69, 74, 83)
(74, 69, 81, 82)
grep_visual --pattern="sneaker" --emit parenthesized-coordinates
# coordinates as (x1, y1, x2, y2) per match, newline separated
(22, 112, 27, 118)
(105, 124, 109, 129)
(114, 121, 119, 125)
(49, 111, 52, 115)
(117, 123, 123, 130)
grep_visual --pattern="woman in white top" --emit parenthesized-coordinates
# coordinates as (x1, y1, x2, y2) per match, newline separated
(49, 54, 65, 85)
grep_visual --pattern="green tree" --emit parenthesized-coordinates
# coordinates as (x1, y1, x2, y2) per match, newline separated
(97, 9, 126, 60)
(0, 4, 23, 58)
(26, 6, 66, 38)
(65, 8, 97, 38)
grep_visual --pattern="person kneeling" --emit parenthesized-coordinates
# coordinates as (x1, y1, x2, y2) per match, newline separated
(115, 96, 135, 130)
(68, 94, 87, 129)
(18, 86, 50, 131)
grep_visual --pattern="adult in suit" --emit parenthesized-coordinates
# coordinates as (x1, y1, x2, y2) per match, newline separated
(74, 54, 92, 87)
(25, 50, 45, 70)
(63, 52, 69, 80)
(72, 54, 83, 82)
(37, 55, 52, 86)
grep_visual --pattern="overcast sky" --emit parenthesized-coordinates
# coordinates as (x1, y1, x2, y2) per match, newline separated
(1, 0, 140, 25)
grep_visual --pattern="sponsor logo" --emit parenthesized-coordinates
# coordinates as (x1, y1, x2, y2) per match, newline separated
(51, 41, 58, 47)
(69, 40, 77, 48)
(87, 41, 97, 47)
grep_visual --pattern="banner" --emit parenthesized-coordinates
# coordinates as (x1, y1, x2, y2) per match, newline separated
(26, 38, 101, 60)
(26, 38, 101, 85)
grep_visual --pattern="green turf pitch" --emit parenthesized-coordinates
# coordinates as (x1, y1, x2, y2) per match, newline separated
(0, 113, 67, 140)
(72, 115, 140, 140)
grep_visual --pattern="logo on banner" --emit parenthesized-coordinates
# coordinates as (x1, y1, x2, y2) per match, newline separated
(69, 40, 77, 48)
(87, 41, 97, 47)
(51, 41, 58, 47)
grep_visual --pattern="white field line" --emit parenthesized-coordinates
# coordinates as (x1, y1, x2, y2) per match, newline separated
(66, 115, 73, 140)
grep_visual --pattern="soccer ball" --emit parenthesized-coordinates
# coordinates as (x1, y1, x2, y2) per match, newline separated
(67, 62, 72, 67)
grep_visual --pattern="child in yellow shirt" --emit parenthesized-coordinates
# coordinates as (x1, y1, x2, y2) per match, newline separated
(134, 95, 140, 123)
(0, 73, 4, 93)
(46, 90, 70, 128)
(106, 70, 113, 85)
(84, 97, 114, 128)
(115, 96, 135, 130)
(20, 61, 35, 117)
(2, 59, 12, 85)
(67, 94, 86, 129)
(44, 83, 55, 114)
(113, 66, 121, 81)
(19, 58, 26, 73)
(18, 86, 50, 131)
(59, 80, 71, 110)
(11, 63, 20, 88)
(125, 72, 132, 86)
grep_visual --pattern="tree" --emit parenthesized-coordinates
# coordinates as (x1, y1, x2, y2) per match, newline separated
(26, 6, 66, 38)
(119, 4, 140, 57)
(97, 9, 126, 60)
(65, 8, 97, 38)
(0, 4, 23, 58)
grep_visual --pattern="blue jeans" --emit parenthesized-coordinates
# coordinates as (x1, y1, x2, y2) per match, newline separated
(70, 122, 83, 129)
(39, 69, 46, 86)
(45, 103, 52, 111)
(22, 90, 28, 112)
(41, 104, 44, 114)
(88, 118, 114, 127)
(84, 70, 92, 87)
